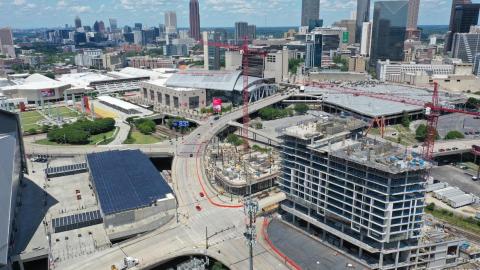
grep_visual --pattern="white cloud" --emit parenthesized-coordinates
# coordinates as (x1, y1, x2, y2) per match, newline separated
(70, 5, 92, 13)
(13, 0, 26, 6)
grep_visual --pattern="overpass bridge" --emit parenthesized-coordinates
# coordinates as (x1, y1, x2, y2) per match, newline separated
(432, 139, 479, 158)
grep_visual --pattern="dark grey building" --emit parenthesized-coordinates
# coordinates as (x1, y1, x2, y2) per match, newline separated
(0, 109, 26, 269)
(370, 1, 409, 65)
(446, 1, 479, 52)
(301, 0, 320, 27)
(305, 33, 322, 70)
(234, 21, 249, 45)
(355, 0, 370, 43)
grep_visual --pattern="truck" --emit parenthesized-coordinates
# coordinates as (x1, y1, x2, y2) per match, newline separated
(111, 257, 139, 270)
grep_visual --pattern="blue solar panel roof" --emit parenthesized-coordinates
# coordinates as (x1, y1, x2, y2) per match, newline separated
(87, 150, 173, 215)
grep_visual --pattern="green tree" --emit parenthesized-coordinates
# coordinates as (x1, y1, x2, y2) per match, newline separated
(425, 203, 435, 211)
(466, 97, 480, 110)
(401, 111, 411, 128)
(211, 261, 227, 270)
(294, 103, 309, 115)
(226, 133, 243, 146)
(27, 128, 38, 134)
(134, 118, 156, 135)
(288, 58, 304, 74)
(415, 124, 439, 142)
(44, 72, 55, 79)
(445, 130, 465, 140)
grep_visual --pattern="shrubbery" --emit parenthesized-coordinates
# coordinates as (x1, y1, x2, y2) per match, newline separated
(47, 118, 115, 144)
(258, 106, 293, 120)
(134, 118, 156, 135)
(445, 130, 465, 140)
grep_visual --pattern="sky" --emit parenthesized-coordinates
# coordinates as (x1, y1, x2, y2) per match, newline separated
(0, 0, 469, 29)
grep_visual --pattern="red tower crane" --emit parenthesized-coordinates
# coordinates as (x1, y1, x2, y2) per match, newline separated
(204, 37, 267, 150)
(305, 81, 480, 161)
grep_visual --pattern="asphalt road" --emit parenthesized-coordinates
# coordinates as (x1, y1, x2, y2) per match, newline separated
(430, 165, 480, 197)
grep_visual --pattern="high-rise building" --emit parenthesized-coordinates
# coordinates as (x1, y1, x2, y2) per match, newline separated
(203, 31, 221, 70)
(370, 1, 409, 65)
(474, 53, 480, 75)
(98, 21, 106, 33)
(279, 120, 462, 270)
(74, 16, 82, 29)
(452, 32, 480, 63)
(248, 24, 257, 41)
(189, 0, 201, 41)
(165, 11, 177, 34)
(0, 28, 15, 58)
(133, 30, 143, 45)
(407, 0, 420, 30)
(109, 18, 118, 31)
(355, 0, 370, 43)
(360, 22, 372, 56)
(446, 1, 478, 51)
(134, 23, 143, 31)
(332, 19, 356, 45)
(301, 0, 320, 27)
(234, 22, 248, 45)
(305, 33, 322, 70)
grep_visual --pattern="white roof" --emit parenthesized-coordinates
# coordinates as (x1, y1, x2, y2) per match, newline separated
(57, 72, 113, 88)
(1, 73, 69, 91)
(97, 96, 142, 111)
(118, 67, 165, 80)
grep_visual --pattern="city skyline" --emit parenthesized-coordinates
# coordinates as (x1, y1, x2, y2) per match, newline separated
(0, 0, 478, 29)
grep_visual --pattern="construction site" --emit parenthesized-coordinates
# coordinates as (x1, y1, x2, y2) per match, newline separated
(205, 137, 281, 196)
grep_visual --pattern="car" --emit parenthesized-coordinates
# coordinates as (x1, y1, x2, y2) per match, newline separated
(189, 153, 194, 158)
(439, 149, 445, 152)
(412, 145, 419, 148)
(446, 148, 452, 151)
(199, 192, 205, 197)
(214, 116, 220, 120)
(195, 205, 202, 211)
(472, 176, 479, 181)
(476, 132, 480, 135)
(452, 147, 459, 150)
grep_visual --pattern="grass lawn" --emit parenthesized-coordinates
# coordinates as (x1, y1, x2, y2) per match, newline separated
(56, 106, 80, 117)
(426, 207, 480, 235)
(35, 128, 117, 146)
(20, 111, 45, 131)
(124, 131, 163, 144)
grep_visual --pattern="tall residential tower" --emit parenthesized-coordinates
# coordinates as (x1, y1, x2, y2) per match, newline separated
(165, 11, 177, 34)
(189, 0, 201, 41)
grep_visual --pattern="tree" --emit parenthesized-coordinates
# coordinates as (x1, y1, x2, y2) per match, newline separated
(44, 72, 55, 79)
(401, 111, 410, 128)
(415, 124, 439, 142)
(445, 130, 465, 140)
(134, 118, 156, 135)
(288, 58, 304, 74)
(226, 133, 243, 146)
(294, 103, 309, 115)
(212, 261, 227, 270)
(425, 203, 435, 211)
(466, 97, 480, 110)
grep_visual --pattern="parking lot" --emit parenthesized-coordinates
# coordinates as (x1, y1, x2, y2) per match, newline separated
(437, 113, 480, 139)
(431, 165, 480, 197)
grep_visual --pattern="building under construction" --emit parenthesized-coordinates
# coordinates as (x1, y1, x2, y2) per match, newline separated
(206, 140, 280, 196)
(279, 117, 462, 270)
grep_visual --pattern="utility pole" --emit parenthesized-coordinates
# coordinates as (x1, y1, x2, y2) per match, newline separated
(243, 160, 258, 270)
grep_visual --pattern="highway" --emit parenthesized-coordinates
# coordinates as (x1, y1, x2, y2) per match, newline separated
(49, 92, 295, 270)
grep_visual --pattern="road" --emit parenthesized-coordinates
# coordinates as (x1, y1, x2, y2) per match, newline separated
(51, 92, 295, 270)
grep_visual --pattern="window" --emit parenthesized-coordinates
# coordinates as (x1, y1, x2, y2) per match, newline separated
(173, 96, 179, 108)
(165, 94, 170, 106)
(150, 90, 155, 101)
(157, 92, 162, 104)
(189, 96, 200, 109)
(143, 88, 147, 99)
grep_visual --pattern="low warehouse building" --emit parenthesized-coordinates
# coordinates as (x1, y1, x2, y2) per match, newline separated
(87, 150, 175, 240)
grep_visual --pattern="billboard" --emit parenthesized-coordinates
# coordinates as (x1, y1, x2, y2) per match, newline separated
(342, 32, 349, 43)
(83, 96, 90, 111)
(473, 145, 480, 155)
(213, 98, 222, 113)
(41, 89, 56, 97)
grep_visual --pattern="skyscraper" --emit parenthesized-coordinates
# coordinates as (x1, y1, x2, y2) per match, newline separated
(134, 23, 143, 31)
(189, 0, 201, 41)
(109, 18, 118, 31)
(446, 0, 473, 51)
(165, 11, 177, 34)
(446, 3, 480, 51)
(305, 33, 322, 69)
(203, 31, 221, 70)
(247, 25, 257, 41)
(407, 0, 420, 30)
(370, 1, 409, 65)
(0, 28, 15, 58)
(301, 0, 320, 27)
(234, 22, 248, 45)
(74, 16, 82, 29)
(355, 0, 370, 43)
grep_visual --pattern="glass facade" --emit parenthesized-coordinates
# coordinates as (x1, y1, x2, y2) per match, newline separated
(356, 0, 370, 43)
(370, 1, 408, 65)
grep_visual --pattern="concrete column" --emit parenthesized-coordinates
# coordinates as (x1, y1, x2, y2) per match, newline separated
(358, 248, 363, 258)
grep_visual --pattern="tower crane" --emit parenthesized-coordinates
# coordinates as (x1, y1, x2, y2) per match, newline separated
(305, 81, 480, 161)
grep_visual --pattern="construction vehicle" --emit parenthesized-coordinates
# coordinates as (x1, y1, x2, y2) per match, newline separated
(111, 257, 139, 270)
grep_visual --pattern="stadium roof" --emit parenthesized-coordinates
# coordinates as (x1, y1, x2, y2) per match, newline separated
(87, 150, 173, 216)
(166, 70, 265, 92)
(97, 95, 142, 111)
